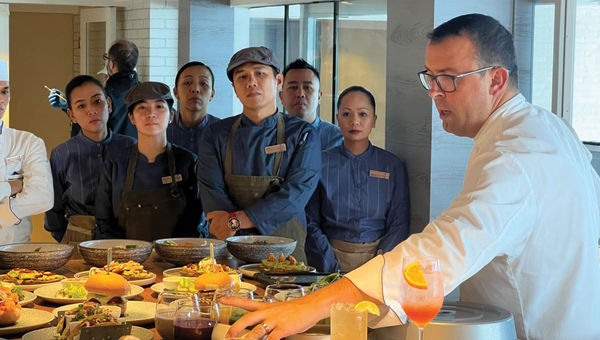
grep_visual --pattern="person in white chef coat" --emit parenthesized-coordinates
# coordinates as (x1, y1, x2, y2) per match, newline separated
(0, 60, 53, 244)
(221, 14, 600, 340)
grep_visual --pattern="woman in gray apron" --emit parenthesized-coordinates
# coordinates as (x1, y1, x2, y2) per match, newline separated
(45, 75, 135, 249)
(305, 86, 410, 273)
(93, 82, 201, 241)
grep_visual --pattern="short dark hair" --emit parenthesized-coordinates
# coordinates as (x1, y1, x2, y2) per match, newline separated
(65, 75, 107, 109)
(337, 85, 376, 114)
(283, 59, 320, 80)
(107, 39, 139, 72)
(175, 61, 215, 89)
(428, 13, 518, 88)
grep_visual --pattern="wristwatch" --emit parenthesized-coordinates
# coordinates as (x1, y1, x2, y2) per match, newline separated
(228, 212, 241, 232)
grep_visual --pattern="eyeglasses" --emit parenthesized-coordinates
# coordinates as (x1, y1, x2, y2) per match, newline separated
(417, 66, 500, 93)
(102, 53, 112, 61)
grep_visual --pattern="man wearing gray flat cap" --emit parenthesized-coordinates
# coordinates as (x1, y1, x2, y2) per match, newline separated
(198, 46, 321, 262)
(94, 81, 201, 241)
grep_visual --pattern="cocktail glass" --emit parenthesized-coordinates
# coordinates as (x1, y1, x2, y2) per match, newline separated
(330, 302, 367, 340)
(155, 290, 194, 340)
(399, 257, 443, 340)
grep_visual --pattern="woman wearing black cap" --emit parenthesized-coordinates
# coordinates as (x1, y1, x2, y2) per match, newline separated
(93, 81, 201, 241)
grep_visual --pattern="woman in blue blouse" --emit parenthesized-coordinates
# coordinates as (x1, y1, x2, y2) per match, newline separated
(305, 86, 410, 272)
(93, 82, 201, 241)
(45, 75, 135, 244)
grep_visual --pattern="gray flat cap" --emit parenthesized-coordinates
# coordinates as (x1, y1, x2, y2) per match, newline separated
(125, 81, 174, 113)
(226, 46, 280, 81)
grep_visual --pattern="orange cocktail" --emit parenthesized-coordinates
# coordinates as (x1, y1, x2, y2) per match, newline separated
(400, 258, 443, 340)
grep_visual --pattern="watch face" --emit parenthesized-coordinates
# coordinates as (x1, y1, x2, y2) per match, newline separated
(228, 217, 241, 231)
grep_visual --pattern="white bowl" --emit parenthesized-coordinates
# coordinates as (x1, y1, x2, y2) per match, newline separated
(162, 276, 181, 290)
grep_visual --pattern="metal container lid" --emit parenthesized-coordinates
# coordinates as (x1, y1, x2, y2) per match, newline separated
(406, 301, 517, 340)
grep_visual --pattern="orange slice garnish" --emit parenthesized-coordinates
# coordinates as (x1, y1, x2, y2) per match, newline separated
(403, 262, 427, 289)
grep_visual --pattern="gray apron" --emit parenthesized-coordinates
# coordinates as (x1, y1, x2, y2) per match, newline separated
(330, 238, 381, 273)
(224, 113, 307, 263)
(61, 215, 95, 258)
(116, 143, 187, 241)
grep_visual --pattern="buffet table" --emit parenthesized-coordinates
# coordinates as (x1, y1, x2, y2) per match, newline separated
(1, 252, 263, 340)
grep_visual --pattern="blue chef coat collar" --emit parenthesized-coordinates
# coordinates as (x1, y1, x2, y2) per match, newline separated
(339, 141, 374, 160)
(174, 110, 212, 130)
(75, 129, 114, 145)
(240, 109, 279, 127)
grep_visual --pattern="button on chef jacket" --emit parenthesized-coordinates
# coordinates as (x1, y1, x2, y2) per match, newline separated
(94, 143, 201, 239)
(345, 94, 600, 340)
(167, 111, 220, 155)
(197, 112, 321, 235)
(44, 131, 135, 242)
(312, 115, 343, 151)
(305, 143, 409, 272)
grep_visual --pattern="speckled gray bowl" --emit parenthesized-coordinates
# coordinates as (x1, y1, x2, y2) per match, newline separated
(154, 238, 227, 265)
(78, 239, 153, 267)
(0, 243, 74, 270)
(226, 235, 296, 263)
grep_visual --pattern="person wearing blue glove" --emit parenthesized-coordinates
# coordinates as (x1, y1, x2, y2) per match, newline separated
(48, 87, 81, 136)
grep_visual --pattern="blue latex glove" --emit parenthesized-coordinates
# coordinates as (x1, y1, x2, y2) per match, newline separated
(48, 89, 67, 110)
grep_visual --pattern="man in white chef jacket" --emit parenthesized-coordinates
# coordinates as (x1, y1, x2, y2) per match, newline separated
(0, 60, 53, 244)
(222, 14, 600, 340)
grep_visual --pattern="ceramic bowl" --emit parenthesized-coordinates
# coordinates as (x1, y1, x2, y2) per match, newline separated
(0, 243, 73, 270)
(225, 236, 296, 263)
(154, 238, 227, 265)
(78, 239, 153, 267)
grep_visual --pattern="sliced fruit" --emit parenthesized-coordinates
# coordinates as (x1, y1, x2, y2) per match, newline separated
(403, 262, 428, 289)
(354, 300, 381, 316)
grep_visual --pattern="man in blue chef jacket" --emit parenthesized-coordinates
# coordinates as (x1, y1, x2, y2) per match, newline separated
(197, 46, 321, 262)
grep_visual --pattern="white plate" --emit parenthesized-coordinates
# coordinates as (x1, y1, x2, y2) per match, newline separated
(0, 308, 55, 336)
(22, 325, 154, 340)
(74, 270, 157, 286)
(150, 281, 257, 294)
(162, 267, 187, 277)
(18, 291, 36, 306)
(53, 301, 156, 325)
(34, 283, 144, 304)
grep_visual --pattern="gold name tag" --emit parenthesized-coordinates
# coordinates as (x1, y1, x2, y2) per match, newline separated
(265, 143, 287, 155)
(369, 170, 390, 180)
(161, 174, 183, 184)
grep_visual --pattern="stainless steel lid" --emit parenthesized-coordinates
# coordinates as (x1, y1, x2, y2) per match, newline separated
(406, 301, 517, 340)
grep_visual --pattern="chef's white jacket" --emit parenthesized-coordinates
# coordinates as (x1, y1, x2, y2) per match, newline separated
(0, 123, 53, 244)
(346, 94, 600, 340)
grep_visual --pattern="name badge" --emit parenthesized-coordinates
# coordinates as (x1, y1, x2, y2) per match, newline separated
(369, 170, 390, 180)
(265, 143, 287, 155)
(162, 174, 183, 184)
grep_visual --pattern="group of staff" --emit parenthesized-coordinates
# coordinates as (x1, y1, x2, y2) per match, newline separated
(3, 37, 410, 273)
(2, 12, 600, 340)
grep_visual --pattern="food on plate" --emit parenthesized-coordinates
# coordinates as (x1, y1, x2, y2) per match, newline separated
(56, 301, 127, 340)
(56, 280, 88, 299)
(160, 240, 194, 246)
(85, 272, 131, 315)
(94, 261, 153, 281)
(181, 257, 236, 277)
(114, 244, 139, 249)
(308, 272, 342, 292)
(3, 268, 63, 285)
(261, 253, 309, 273)
(0, 286, 21, 325)
(0, 281, 24, 302)
(194, 272, 235, 291)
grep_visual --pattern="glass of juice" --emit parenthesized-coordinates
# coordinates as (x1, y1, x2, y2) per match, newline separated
(399, 256, 443, 340)
(330, 302, 367, 340)
(174, 299, 220, 340)
(155, 290, 194, 340)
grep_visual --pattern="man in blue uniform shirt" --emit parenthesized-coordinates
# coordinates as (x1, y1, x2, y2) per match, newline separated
(198, 47, 321, 262)
(279, 59, 342, 150)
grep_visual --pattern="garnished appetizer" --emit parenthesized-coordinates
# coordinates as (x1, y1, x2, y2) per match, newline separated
(95, 261, 153, 281)
(262, 253, 309, 273)
(0, 286, 21, 325)
(56, 301, 126, 340)
(3, 268, 63, 285)
(181, 257, 236, 277)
